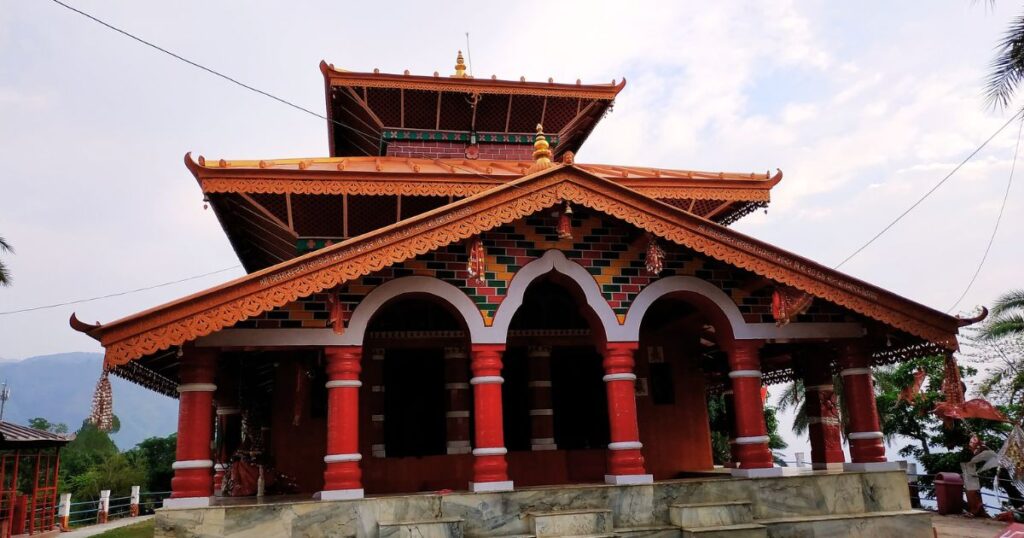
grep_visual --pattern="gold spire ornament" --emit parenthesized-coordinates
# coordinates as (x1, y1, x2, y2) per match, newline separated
(528, 124, 554, 173)
(452, 51, 470, 78)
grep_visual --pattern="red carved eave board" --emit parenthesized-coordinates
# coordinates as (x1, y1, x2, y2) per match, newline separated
(72, 165, 960, 368)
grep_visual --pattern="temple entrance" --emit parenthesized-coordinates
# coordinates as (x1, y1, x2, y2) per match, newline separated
(361, 295, 472, 493)
(503, 275, 609, 485)
(635, 295, 717, 478)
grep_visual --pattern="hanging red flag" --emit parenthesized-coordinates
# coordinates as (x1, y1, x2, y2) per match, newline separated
(771, 286, 813, 326)
(899, 369, 927, 403)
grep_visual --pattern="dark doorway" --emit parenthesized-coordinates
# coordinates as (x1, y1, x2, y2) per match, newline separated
(382, 348, 447, 457)
(551, 347, 609, 449)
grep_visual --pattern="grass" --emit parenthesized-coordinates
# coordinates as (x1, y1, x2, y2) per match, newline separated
(91, 519, 154, 538)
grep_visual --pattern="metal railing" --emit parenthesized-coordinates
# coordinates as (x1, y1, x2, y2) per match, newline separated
(62, 489, 170, 529)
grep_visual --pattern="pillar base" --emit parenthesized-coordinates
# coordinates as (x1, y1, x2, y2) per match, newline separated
(315, 488, 365, 501)
(605, 474, 653, 485)
(469, 480, 514, 493)
(730, 466, 808, 478)
(162, 496, 211, 509)
(812, 462, 846, 471)
(844, 462, 900, 473)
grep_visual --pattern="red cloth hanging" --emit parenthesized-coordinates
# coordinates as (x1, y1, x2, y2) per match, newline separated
(644, 234, 665, 275)
(899, 369, 927, 403)
(467, 237, 486, 284)
(771, 287, 813, 326)
(557, 202, 573, 240)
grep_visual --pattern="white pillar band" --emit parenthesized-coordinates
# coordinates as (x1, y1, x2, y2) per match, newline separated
(728, 370, 762, 379)
(528, 380, 552, 388)
(324, 453, 362, 463)
(528, 409, 554, 416)
(172, 459, 214, 470)
(840, 368, 872, 377)
(445, 411, 470, 418)
(733, 435, 770, 445)
(177, 383, 217, 393)
(470, 376, 504, 385)
(608, 441, 643, 450)
(472, 447, 508, 456)
(326, 380, 362, 389)
(445, 382, 470, 390)
(805, 384, 835, 391)
(848, 431, 884, 440)
(371, 414, 385, 422)
(807, 417, 841, 425)
(216, 407, 241, 415)
(603, 373, 637, 382)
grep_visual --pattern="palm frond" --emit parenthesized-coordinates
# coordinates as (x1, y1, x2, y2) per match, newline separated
(991, 289, 1024, 316)
(980, 313, 1024, 340)
(0, 259, 9, 287)
(986, 12, 1024, 110)
(0, 236, 11, 254)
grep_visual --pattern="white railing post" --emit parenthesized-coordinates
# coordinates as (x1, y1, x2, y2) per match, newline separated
(57, 493, 71, 530)
(98, 490, 110, 524)
(794, 452, 806, 467)
(130, 486, 140, 517)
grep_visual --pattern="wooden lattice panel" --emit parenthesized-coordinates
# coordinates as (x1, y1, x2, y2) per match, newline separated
(367, 88, 402, 127)
(291, 194, 343, 237)
(690, 199, 720, 217)
(474, 94, 512, 132)
(403, 89, 437, 129)
(400, 195, 449, 220)
(250, 193, 289, 224)
(439, 92, 475, 131)
(348, 195, 397, 237)
(508, 95, 545, 132)
(542, 97, 584, 132)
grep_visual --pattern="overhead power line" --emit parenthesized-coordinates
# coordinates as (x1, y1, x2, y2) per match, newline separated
(947, 116, 1022, 313)
(47, 0, 382, 151)
(0, 265, 241, 316)
(835, 109, 1024, 269)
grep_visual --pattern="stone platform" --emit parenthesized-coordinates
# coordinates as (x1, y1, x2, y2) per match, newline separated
(155, 470, 932, 537)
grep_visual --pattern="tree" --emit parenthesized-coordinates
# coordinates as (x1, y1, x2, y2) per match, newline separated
(124, 434, 176, 493)
(0, 236, 11, 286)
(27, 417, 69, 435)
(979, 290, 1024, 341)
(987, 10, 1024, 111)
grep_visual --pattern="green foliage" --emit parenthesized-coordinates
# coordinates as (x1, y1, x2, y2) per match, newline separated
(92, 519, 154, 538)
(124, 434, 176, 493)
(705, 391, 788, 465)
(27, 417, 68, 434)
(68, 452, 147, 499)
(979, 289, 1024, 340)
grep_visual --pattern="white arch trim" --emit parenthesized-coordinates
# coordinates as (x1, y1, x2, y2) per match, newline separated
(488, 249, 624, 343)
(622, 275, 864, 341)
(341, 276, 489, 345)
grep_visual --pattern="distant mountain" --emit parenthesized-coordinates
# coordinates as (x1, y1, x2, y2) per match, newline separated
(0, 352, 177, 449)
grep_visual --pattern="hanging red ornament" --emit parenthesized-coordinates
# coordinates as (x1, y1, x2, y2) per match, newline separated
(557, 201, 573, 241)
(88, 370, 114, 432)
(467, 236, 486, 284)
(644, 234, 665, 275)
(771, 286, 813, 326)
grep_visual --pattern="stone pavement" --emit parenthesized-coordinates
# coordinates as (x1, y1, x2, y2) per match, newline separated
(933, 513, 1013, 538)
(60, 515, 153, 537)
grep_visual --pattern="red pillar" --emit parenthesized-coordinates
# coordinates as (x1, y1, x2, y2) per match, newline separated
(803, 358, 845, 470)
(839, 341, 895, 471)
(469, 344, 513, 492)
(444, 347, 472, 455)
(166, 348, 217, 507)
(527, 346, 556, 451)
(320, 346, 364, 500)
(603, 343, 652, 484)
(726, 340, 775, 476)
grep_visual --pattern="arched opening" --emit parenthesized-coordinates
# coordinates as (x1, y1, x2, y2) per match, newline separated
(502, 274, 610, 485)
(361, 293, 472, 493)
(635, 293, 724, 478)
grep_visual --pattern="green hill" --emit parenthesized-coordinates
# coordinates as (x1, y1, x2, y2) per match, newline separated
(0, 352, 177, 449)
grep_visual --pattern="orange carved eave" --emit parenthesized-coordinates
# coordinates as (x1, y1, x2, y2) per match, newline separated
(320, 61, 626, 100)
(185, 153, 780, 202)
(74, 166, 960, 368)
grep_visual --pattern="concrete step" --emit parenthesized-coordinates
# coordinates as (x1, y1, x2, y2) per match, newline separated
(613, 524, 682, 537)
(669, 501, 754, 528)
(756, 509, 932, 537)
(680, 523, 767, 538)
(527, 508, 613, 537)
(379, 517, 464, 538)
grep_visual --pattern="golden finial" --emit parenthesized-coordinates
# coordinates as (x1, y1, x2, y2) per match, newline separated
(528, 124, 554, 173)
(452, 50, 469, 78)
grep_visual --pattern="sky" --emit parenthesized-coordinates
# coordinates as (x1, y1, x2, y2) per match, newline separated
(1, 2, 1023, 456)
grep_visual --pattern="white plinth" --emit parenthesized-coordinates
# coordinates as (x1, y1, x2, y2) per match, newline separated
(162, 496, 212, 509)
(469, 480, 514, 493)
(844, 462, 902, 472)
(813, 462, 846, 472)
(730, 466, 808, 478)
(604, 474, 654, 485)
(316, 488, 365, 501)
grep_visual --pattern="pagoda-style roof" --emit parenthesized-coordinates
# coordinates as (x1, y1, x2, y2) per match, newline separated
(74, 164, 961, 372)
(188, 153, 781, 272)
(320, 61, 623, 158)
(0, 422, 72, 449)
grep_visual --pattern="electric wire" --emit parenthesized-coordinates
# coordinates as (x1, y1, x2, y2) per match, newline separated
(946, 115, 1022, 313)
(0, 265, 241, 316)
(46, 0, 383, 153)
(835, 109, 1024, 269)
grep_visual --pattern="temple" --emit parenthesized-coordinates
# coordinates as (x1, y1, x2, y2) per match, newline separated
(72, 53, 968, 537)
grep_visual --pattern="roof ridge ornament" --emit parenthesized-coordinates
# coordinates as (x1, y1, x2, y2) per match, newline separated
(528, 124, 554, 173)
(452, 50, 471, 78)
